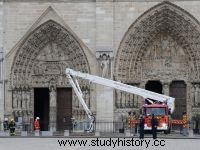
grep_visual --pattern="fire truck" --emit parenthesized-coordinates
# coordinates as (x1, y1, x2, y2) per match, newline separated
(143, 100, 172, 134)
(65, 68, 175, 133)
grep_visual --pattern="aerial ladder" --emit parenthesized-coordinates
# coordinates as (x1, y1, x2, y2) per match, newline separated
(65, 68, 175, 132)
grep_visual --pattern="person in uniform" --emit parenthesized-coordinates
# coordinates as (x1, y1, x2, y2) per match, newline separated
(9, 119, 16, 136)
(139, 115, 145, 139)
(3, 118, 9, 131)
(34, 117, 40, 131)
(131, 111, 137, 136)
(182, 112, 188, 136)
(151, 114, 158, 139)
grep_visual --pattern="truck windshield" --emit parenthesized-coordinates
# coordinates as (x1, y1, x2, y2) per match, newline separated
(145, 108, 166, 116)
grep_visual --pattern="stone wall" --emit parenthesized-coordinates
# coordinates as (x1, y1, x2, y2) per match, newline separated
(0, 1, 4, 126)
(1, 0, 200, 128)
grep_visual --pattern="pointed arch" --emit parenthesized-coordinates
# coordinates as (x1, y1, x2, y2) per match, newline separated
(10, 19, 90, 88)
(114, 1, 200, 82)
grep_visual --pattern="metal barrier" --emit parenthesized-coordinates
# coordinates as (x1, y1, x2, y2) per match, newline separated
(72, 121, 126, 133)
(0, 120, 199, 136)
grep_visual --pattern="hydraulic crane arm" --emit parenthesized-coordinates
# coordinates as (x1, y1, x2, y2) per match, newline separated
(66, 68, 175, 112)
(66, 72, 95, 132)
(66, 68, 175, 132)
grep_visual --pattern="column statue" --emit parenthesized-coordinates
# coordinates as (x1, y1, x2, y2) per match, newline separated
(49, 85, 57, 132)
(100, 54, 109, 78)
(194, 84, 199, 106)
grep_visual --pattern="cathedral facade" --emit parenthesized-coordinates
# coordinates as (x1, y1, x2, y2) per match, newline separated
(0, 0, 200, 131)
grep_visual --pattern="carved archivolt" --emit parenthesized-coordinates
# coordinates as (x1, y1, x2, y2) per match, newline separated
(114, 1, 200, 83)
(11, 20, 90, 88)
(10, 20, 91, 120)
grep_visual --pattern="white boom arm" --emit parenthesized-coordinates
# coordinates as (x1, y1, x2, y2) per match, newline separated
(66, 68, 175, 132)
(66, 72, 95, 132)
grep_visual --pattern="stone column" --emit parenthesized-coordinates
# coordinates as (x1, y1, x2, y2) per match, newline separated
(49, 87, 57, 132)
(96, 51, 114, 132)
(186, 82, 193, 121)
(194, 84, 199, 107)
(190, 84, 195, 107)
(96, 85, 113, 132)
(139, 82, 145, 107)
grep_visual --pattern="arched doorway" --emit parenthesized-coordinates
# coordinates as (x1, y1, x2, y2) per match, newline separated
(170, 81, 186, 119)
(10, 20, 91, 131)
(145, 81, 162, 94)
(114, 1, 200, 120)
(34, 88, 49, 131)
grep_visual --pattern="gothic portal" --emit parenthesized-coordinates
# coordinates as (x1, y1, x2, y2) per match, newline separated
(9, 20, 91, 131)
(114, 2, 200, 120)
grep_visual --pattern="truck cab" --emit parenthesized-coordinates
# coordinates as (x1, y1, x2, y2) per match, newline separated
(143, 104, 171, 134)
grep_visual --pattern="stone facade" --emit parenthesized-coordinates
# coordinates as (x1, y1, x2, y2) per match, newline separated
(0, 0, 200, 131)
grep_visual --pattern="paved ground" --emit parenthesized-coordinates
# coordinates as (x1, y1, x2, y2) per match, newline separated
(0, 132, 200, 150)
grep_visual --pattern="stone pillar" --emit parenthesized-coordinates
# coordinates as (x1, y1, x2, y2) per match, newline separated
(115, 90, 121, 108)
(187, 82, 193, 121)
(49, 87, 57, 132)
(139, 82, 145, 107)
(191, 84, 195, 107)
(96, 85, 113, 132)
(0, 81, 3, 130)
(96, 51, 114, 132)
(194, 84, 199, 107)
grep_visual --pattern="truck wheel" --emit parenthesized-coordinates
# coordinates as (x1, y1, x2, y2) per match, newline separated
(164, 128, 171, 134)
(164, 130, 168, 134)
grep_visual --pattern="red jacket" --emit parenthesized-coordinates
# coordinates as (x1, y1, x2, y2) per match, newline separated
(34, 120, 40, 131)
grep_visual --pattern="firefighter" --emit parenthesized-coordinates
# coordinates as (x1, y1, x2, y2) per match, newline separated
(139, 115, 145, 139)
(3, 118, 9, 131)
(134, 112, 139, 135)
(151, 114, 158, 139)
(9, 119, 16, 136)
(128, 112, 131, 129)
(182, 112, 187, 136)
(34, 117, 40, 131)
(131, 111, 137, 136)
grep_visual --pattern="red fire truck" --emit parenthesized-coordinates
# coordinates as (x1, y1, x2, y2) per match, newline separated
(143, 103, 171, 134)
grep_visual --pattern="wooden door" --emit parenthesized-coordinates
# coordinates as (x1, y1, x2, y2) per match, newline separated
(170, 81, 186, 119)
(57, 88, 72, 131)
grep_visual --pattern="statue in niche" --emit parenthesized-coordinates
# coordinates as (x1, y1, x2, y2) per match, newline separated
(22, 91, 26, 109)
(25, 92, 30, 109)
(34, 63, 44, 75)
(161, 35, 171, 58)
(17, 92, 22, 109)
(100, 54, 110, 78)
(49, 85, 56, 107)
(153, 43, 160, 59)
(13, 91, 18, 109)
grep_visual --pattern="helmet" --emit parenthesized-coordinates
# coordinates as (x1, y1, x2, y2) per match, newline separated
(36, 117, 40, 120)
(4, 118, 8, 121)
(11, 118, 14, 121)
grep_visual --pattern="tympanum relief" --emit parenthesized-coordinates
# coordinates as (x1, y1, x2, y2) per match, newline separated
(141, 33, 190, 81)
